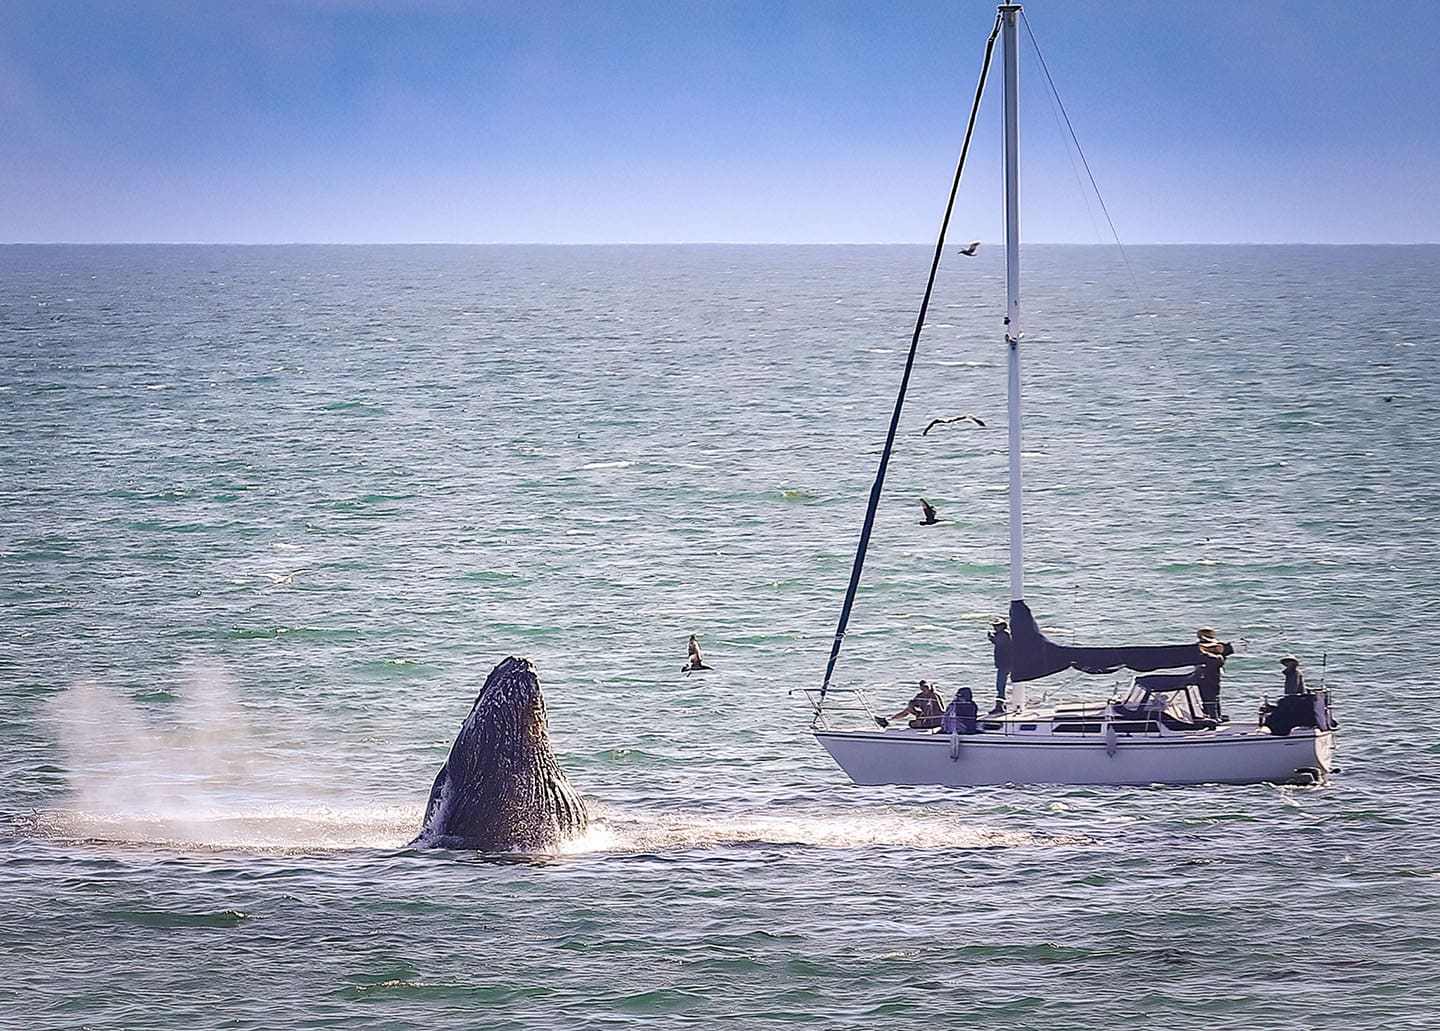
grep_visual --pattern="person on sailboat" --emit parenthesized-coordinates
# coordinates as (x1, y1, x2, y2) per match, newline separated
(941, 686, 980, 734)
(1192, 628, 1234, 720)
(988, 618, 1012, 714)
(1263, 656, 1323, 736)
(682, 634, 713, 674)
(1280, 654, 1307, 695)
(881, 680, 944, 730)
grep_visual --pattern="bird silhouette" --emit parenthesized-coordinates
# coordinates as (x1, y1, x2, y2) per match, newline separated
(682, 634, 713, 674)
(958, 241, 981, 256)
(919, 498, 939, 526)
(922, 414, 986, 435)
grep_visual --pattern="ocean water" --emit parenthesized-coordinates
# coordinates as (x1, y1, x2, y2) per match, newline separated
(2, 243, 1438, 1029)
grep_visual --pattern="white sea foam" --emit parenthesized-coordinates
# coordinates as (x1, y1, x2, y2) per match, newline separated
(563, 806, 1086, 855)
(36, 804, 418, 852)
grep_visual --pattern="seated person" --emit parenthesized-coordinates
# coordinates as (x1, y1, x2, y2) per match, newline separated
(877, 680, 944, 730)
(1281, 654, 1307, 695)
(941, 686, 980, 734)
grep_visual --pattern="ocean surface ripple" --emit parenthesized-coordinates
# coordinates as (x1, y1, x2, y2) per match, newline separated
(2, 244, 1438, 1029)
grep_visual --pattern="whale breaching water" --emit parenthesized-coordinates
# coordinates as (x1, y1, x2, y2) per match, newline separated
(410, 656, 589, 852)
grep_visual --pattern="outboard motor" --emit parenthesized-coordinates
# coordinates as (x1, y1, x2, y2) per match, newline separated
(1311, 687, 1336, 732)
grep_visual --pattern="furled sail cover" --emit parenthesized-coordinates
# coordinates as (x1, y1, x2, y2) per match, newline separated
(1009, 600, 1208, 683)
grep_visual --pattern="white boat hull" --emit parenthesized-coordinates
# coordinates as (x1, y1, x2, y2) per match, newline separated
(814, 725, 1335, 788)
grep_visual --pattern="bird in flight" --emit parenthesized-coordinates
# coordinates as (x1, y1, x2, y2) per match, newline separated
(922, 414, 986, 435)
(958, 241, 981, 256)
(919, 498, 939, 526)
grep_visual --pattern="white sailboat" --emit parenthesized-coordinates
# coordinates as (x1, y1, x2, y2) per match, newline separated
(804, 4, 1337, 788)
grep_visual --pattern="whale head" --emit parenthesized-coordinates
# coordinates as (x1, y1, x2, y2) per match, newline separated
(410, 656, 589, 852)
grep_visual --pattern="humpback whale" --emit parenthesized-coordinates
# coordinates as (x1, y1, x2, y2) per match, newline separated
(410, 656, 589, 852)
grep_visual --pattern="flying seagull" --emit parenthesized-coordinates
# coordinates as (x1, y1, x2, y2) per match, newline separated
(922, 414, 986, 435)
(958, 241, 981, 256)
(919, 498, 939, 526)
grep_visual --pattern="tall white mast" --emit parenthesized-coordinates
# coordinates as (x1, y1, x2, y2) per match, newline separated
(1001, 4, 1026, 712)
(1001, 4, 1024, 605)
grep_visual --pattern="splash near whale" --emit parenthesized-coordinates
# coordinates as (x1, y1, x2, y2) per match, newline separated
(410, 656, 589, 852)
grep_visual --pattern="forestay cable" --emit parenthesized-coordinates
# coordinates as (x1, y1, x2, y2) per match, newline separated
(818, 13, 1003, 703)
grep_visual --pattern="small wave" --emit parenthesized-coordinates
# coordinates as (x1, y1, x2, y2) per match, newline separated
(105, 908, 249, 929)
(358, 658, 436, 678)
(577, 513, 642, 524)
(322, 401, 386, 414)
(582, 460, 637, 470)
(219, 626, 360, 640)
(589, 748, 684, 766)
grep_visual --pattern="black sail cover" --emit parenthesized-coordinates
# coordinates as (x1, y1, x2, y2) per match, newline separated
(1009, 599, 1208, 683)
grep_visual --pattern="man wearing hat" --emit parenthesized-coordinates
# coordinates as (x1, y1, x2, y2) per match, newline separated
(988, 618, 1013, 714)
(1192, 627, 1235, 720)
(879, 680, 944, 730)
(1280, 655, 1306, 696)
(1263, 655, 1325, 736)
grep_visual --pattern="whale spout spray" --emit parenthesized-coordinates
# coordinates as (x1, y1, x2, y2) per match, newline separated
(410, 657, 589, 852)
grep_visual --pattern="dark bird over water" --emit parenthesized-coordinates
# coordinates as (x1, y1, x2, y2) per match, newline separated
(683, 634, 713, 674)
(919, 498, 939, 526)
(958, 241, 981, 256)
(923, 414, 986, 435)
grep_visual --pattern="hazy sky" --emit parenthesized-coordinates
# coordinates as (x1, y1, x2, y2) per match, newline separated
(3, 0, 1436, 244)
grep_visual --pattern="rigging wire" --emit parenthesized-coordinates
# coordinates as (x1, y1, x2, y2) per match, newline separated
(817, 12, 1003, 705)
(1019, 10, 1208, 591)
(1020, 11, 1143, 305)
(1032, 42, 1105, 247)
(1020, 11, 1184, 381)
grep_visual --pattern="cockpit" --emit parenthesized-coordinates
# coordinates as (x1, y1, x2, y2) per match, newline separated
(1112, 673, 1215, 731)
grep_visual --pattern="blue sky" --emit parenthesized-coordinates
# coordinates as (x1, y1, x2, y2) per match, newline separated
(2, 0, 1436, 243)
